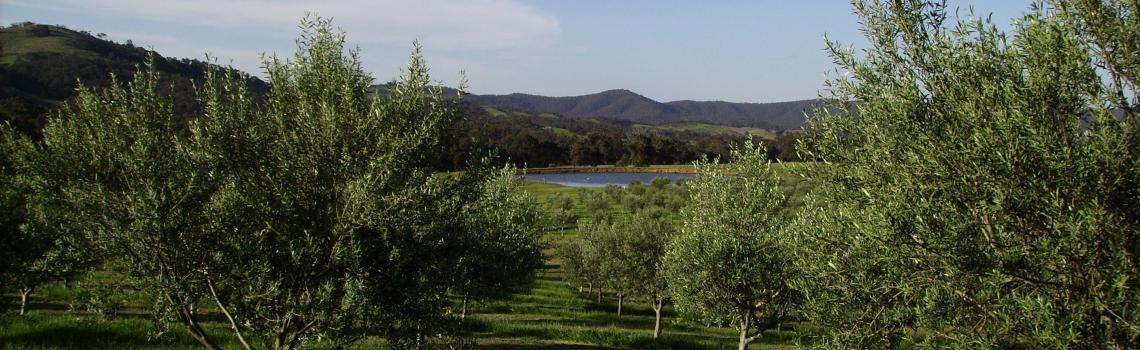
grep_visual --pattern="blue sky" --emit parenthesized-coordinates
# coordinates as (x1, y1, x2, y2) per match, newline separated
(1, 0, 1030, 103)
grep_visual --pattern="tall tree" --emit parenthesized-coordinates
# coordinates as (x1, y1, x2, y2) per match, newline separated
(35, 60, 221, 348)
(453, 164, 545, 319)
(792, 0, 1139, 348)
(195, 16, 484, 349)
(662, 143, 801, 350)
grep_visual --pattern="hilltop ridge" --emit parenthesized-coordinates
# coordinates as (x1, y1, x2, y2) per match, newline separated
(470, 89, 815, 129)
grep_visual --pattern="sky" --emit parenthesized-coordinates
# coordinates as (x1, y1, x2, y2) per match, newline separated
(1, 0, 1031, 103)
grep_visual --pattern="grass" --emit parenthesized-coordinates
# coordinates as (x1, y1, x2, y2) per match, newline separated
(543, 126, 578, 138)
(0, 25, 95, 65)
(0, 313, 248, 350)
(483, 106, 510, 118)
(463, 266, 807, 350)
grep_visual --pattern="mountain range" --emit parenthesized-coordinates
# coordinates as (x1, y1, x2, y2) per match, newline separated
(1, 22, 811, 131)
(469, 90, 814, 129)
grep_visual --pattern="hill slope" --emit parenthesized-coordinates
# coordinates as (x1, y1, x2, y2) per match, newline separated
(471, 89, 816, 129)
(0, 22, 267, 134)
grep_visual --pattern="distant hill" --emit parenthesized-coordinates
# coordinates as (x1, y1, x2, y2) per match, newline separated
(470, 89, 817, 129)
(0, 22, 267, 135)
(1, 21, 812, 138)
(0, 21, 806, 168)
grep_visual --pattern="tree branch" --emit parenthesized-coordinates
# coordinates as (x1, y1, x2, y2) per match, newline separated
(206, 273, 252, 350)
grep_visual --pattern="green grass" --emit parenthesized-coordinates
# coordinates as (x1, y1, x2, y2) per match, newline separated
(483, 106, 509, 118)
(520, 180, 585, 200)
(0, 313, 247, 350)
(463, 266, 807, 350)
(543, 126, 578, 138)
(0, 26, 94, 65)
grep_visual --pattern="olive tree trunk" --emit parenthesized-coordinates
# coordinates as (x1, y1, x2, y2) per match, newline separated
(737, 311, 766, 350)
(651, 297, 665, 339)
(616, 292, 624, 319)
(461, 294, 470, 320)
(19, 286, 32, 315)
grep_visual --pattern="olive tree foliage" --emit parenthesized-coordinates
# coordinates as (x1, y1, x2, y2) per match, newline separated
(0, 128, 93, 315)
(790, 0, 1139, 348)
(543, 193, 577, 229)
(579, 188, 615, 223)
(559, 221, 604, 301)
(453, 164, 545, 319)
(0, 128, 94, 315)
(0, 127, 28, 304)
(194, 17, 485, 349)
(35, 62, 221, 346)
(592, 210, 673, 338)
(661, 143, 801, 350)
(32, 15, 505, 350)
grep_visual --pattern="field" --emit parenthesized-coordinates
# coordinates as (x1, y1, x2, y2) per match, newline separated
(0, 180, 810, 349)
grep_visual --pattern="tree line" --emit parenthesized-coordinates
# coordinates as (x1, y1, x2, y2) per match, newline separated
(434, 105, 803, 170)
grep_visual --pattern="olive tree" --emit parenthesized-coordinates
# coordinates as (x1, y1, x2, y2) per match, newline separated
(544, 193, 577, 229)
(453, 164, 544, 319)
(194, 17, 486, 349)
(662, 143, 801, 350)
(791, 0, 1139, 348)
(559, 224, 604, 302)
(34, 15, 514, 350)
(0, 127, 98, 316)
(35, 61, 220, 347)
(596, 211, 672, 338)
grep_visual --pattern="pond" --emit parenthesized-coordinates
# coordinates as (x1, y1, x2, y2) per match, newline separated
(521, 172, 697, 188)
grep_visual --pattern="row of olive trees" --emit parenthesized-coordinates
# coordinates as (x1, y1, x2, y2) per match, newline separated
(663, 1, 1138, 349)
(0, 16, 543, 350)
(663, 143, 805, 350)
(565, 211, 673, 337)
(558, 179, 683, 338)
(558, 145, 806, 349)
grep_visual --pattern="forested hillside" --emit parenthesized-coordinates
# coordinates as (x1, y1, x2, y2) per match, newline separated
(0, 22, 268, 136)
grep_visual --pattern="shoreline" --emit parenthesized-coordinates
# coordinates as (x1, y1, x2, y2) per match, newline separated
(520, 165, 697, 174)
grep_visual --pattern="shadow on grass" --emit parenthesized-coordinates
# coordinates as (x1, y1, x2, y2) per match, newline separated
(485, 325, 729, 350)
(0, 313, 246, 350)
(478, 343, 616, 350)
(0, 315, 195, 349)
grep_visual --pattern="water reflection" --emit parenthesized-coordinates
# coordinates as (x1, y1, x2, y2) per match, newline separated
(521, 172, 696, 188)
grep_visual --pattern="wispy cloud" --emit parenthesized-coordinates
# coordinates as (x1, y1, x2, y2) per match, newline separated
(8, 0, 562, 50)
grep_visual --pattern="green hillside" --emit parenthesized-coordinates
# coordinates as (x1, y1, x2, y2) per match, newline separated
(0, 22, 267, 135)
